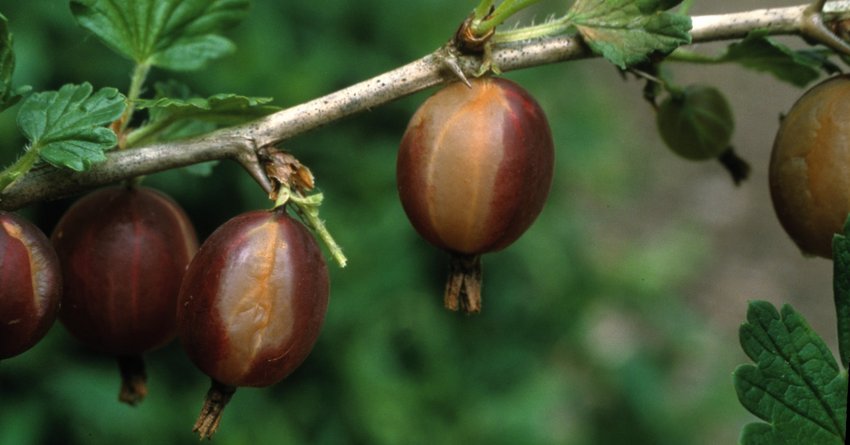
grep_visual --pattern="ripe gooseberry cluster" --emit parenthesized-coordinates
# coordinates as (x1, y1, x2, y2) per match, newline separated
(4, 66, 849, 438)
(2, 177, 330, 438)
(0, 74, 553, 437)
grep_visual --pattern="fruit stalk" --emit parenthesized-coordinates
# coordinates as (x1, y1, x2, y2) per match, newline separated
(193, 380, 237, 440)
(445, 254, 483, 314)
(397, 77, 554, 312)
(117, 355, 147, 405)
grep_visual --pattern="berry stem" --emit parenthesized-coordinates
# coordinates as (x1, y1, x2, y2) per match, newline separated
(444, 254, 483, 314)
(287, 192, 348, 268)
(717, 147, 751, 185)
(117, 355, 147, 406)
(193, 379, 237, 440)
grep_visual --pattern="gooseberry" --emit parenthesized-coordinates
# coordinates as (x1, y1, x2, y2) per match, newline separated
(51, 186, 198, 404)
(397, 77, 554, 313)
(0, 211, 62, 359)
(769, 74, 850, 258)
(177, 208, 329, 439)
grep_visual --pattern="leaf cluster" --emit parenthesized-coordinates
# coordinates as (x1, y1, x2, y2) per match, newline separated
(69, 0, 249, 71)
(0, 0, 274, 191)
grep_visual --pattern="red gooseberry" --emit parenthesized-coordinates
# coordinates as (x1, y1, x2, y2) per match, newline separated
(397, 77, 554, 313)
(177, 208, 329, 439)
(0, 211, 62, 360)
(51, 186, 198, 404)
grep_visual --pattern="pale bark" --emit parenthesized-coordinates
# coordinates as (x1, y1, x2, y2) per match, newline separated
(2, 2, 849, 210)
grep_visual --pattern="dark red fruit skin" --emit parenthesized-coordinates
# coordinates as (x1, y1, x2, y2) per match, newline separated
(51, 186, 198, 355)
(397, 77, 555, 255)
(177, 209, 329, 388)
(0, 212, 61, 359)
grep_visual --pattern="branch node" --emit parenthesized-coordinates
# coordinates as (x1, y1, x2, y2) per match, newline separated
(802, 0, 850, 56)
(235, 143, 274, 195)
(437, 45, 472, 87)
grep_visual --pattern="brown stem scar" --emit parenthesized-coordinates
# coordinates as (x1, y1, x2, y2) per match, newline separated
(444, 254, 483, 314)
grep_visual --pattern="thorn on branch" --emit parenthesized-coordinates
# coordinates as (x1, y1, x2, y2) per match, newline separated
(235, 142, 274, 195)
(437, 45, 472, 87)
(809, 0, 827, 14)
(802, 0, 850, 56)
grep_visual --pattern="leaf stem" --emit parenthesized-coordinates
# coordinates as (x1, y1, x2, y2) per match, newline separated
(472, 0, 543, 36)
(0, 145, 41, 193)
(473, 0, 496, 19)
(118, 62, 151, 141)
(666, 48, 722, 64)
(124, 117, 176, 147)
(492, 16, 573, 43)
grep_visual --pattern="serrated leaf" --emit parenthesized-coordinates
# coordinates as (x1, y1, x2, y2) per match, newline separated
(567, 0, 692, 68)
(636, 0, 684, 13)
(70, 0, 250, 71)
(734, 301, 847, 445)
(720, 33, 822, 87)
(832, 216, 850, 368)
(17, 83, 125, 171)
(136, 93, 277, 127)
(150, 34, 235, 71)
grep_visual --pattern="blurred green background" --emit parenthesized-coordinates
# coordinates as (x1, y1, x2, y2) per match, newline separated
(0, 1, 838, 444)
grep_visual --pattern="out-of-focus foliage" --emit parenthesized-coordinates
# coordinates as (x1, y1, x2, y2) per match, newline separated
(0, 1, 743, 444)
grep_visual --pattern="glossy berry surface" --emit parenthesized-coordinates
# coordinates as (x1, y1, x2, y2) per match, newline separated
(177, 209, 329, 388)
(0, 212, 61, 359)
(769, 74, 850, 258)
(51, 186, 198, 354)
(397, 77, 554, 255)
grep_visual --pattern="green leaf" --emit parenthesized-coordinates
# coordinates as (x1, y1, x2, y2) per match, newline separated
(17, 83, 126, 171)
(734, 301, 847, 445)
(124, 83, 275, 177)
(136, 93, 277, 125)
(0, 12, 28, 113)
(833, 216, 850, 369)
(69, 0, 250, 71)
(566, 0, 692, 68)
(656, 85, 733, 161)
(720, 33, 823, 87)
(636, 0, 683, 13)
